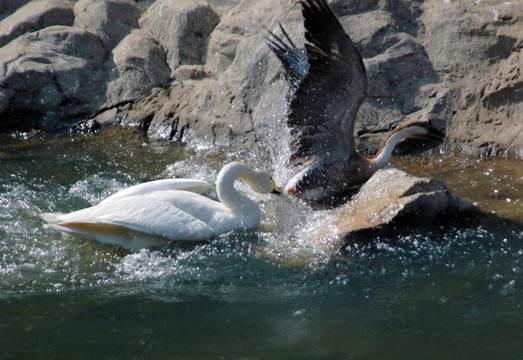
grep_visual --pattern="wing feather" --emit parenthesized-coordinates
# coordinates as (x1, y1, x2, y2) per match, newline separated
(288, 0, 368, 165)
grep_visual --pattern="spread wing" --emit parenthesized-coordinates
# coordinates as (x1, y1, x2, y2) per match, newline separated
(288, 0, 368, 165)
(266, 24, 309, 86)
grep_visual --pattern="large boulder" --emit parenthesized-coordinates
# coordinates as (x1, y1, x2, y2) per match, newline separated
(0, 26, 107, 132)
(420, 0, 523, 157)
(140, 0, 220, 74)
(447, 48, 523, 157)
(0, 0, 521, 159)
(105, 29, 171, 105)
(95, 0, 292, 142)
(74, 0, 144, 50)
(0, 0, 31, 21)
(0, 0, 74, 48)
(309, 168, 482, 254)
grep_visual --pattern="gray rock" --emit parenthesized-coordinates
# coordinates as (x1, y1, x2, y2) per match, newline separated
(0, 0, 74, 48)
(0, 0, 520, 158)
(340, 10, 395, 58)
(105, 29, 171, 105)
(0, 0, 32, 21)
(365, 33, 437, 115)
(140, 0, 220, 74)
(420, 0, 522, 156)
(138, 0, 294, 142)
(0, 25, 107, 131)
(74, 0, 144, 49)
(312, 167, 481, 252)
(447, 48, 523, 157)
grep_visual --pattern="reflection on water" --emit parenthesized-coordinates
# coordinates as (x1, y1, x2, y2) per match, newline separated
(0, 129, 521, 359)
(391, 154, 522, 222)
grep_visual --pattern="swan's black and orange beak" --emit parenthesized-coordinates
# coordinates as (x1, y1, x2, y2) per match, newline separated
(272, 179, 282, 195)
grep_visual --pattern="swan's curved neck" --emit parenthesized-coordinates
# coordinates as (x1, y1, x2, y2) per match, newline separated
(368, 126, 425, 169)
(216, 163, 259, 214)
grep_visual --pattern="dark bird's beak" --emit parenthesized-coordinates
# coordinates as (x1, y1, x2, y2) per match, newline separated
(428, 119, 446, 141)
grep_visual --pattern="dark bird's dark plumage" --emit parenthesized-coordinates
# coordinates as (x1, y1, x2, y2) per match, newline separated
(267, 0, 444, 207)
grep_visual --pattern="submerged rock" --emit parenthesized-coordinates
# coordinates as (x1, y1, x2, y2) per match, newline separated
(312, 168, 482, 253)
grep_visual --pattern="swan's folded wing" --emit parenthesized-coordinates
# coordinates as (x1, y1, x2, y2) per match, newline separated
(44, 195, 214, 241)
(101, 179, 211, 204)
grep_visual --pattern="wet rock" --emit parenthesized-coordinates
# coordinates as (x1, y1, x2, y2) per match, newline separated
(314, 168, 481, 252)
(0, 0, 74, 48)
(140, 0, 220, 74)
(74, 0, 144, 49)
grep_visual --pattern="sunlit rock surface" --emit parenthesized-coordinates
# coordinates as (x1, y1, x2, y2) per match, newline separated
(74, 0, 144, 49)
(0, 0, 73, 48)
(0, 0, 521, 156)
(105, 29, 171, 105)
(313, 167, 482, 253)
(140, 0, 220, 74)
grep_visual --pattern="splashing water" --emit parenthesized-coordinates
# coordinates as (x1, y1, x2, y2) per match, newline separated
(0, 128, 521, 358)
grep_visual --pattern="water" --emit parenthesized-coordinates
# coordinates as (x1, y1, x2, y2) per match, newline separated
(0, 129, 521, 359)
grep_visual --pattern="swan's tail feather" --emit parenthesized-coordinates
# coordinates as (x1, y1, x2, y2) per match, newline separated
(40, 212, 65, 225)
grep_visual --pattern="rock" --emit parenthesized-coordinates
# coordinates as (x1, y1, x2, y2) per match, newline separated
(105, 29, 171, 105)
(420, 0, 522, 157)
(329, 0, 379, 17)
(0, 0, 520, 158)
(0, 0, 33, 21)
(140, 0, 220, 74)
(340, 10, 395, 58)
(74, 0, 144, 49)
(311, 168, 481, 253)
(365, 33, 437, 115)
(0, 25, 107, 132)
(139, 0, 294, 142)
(0, 0, 74, 48)
(447, 47, 522, 157)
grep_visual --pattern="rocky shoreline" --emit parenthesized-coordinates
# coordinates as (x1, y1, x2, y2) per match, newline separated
(0, 0, 521, 158)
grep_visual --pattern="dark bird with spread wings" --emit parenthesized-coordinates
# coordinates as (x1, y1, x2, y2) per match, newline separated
(267, 0, 444, 207)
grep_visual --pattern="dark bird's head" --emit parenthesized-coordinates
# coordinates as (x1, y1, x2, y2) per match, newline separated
(394, 118, 446, 141)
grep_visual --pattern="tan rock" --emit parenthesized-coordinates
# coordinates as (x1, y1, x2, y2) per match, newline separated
(105, 29, 170, 105)
(140, 0, 220, 74)
(0, 0, 74, 47)
(315, 168, 481, 252)
(74, 0, 144, 49)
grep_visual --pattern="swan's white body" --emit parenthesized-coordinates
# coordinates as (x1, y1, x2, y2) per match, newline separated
(41, 162, 279, 251)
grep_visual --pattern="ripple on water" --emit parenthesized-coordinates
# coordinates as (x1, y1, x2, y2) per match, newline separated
(1, 133, 521, 301)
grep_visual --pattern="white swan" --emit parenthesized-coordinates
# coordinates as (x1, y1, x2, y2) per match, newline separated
(41, 162, 281, 251)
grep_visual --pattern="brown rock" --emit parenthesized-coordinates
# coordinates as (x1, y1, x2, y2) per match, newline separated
(313, 167, 481, 253)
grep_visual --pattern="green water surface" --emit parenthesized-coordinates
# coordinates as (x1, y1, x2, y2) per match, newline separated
(0, 129, 521, 359)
